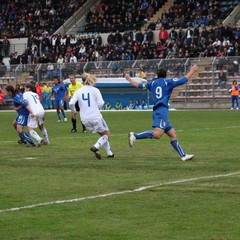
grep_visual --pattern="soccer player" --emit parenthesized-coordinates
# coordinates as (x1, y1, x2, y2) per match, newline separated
(51, 76, 68, 122)
(125, 65, 199, 161)
(5, 85, 36, 146)
(23, 83, 50, 145)
(68, 74, 86, 133)
(69, 73, 114, 159)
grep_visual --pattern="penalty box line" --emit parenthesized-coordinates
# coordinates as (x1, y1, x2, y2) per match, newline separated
(0, 171, 239, 214)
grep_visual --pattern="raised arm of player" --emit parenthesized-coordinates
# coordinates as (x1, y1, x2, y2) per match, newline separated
(186, 65, 199, 80)
(125, 73, 140, 88)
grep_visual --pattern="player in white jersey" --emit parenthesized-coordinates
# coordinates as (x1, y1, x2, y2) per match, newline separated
(69, 73, 114, 159)
(23, 83, 50, 145)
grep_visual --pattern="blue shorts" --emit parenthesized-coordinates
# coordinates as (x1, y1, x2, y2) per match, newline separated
(152, 106, 172, 132)
(16, 114, 28, 126)
(55, 99, 64, 108)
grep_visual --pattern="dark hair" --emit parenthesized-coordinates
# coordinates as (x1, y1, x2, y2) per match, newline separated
(53, 76, 60, 83)
(5, 85, 17, 97)
(25, 83, 37, 93)
(157, 68, 167, 78)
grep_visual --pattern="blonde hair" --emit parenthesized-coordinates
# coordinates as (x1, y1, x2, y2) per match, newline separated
(81, 73, 97, 86)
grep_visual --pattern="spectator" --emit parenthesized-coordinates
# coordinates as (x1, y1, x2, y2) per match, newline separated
(212, 38, 222, 48)
(169, 27, 178, 43)
(35, 82, 43, 103)
(128, 99, 135, 110)
(134, 99, 141, 110)
(78, 44, 86, 59)
(69, 53, 77, 63)
(0, 88, 4, 110)
(218, 70, 227, 89)
(2, 36, 10, 57)
(228, 80, 239, 110)
(141, 99, 148, 110)
(46, 82, 53, 109)
(105, 101, 111, 110)
(115, 100, 122, 110)
(107, 32, 116, 45)
(114, 30, 122, 44)
(232, 60, 239, 76)
(158, 27, 169, 44)
(57, 55, 64, 67)
(136, 68, 147, 79)
(46, 64, 60, 80)
(0, 55, 7, 77)
(112, 61, 121, 74)
(42, 83, 52, 109)
(136, 29, 144, 43)
(185, 27, 193, 46)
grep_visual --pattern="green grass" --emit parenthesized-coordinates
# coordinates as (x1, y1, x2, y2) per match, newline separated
(0, 110, 240, 240)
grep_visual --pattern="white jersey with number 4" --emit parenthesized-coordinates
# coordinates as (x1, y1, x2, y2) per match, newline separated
(23, 91, 44, 115)
(69, 85, 104, 122)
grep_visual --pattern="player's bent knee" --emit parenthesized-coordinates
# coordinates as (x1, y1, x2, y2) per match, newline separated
(153, 132, 161, 139)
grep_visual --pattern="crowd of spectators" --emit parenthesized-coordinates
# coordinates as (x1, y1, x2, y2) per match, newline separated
(0, 0, 239, 79)
(150, 0, 237, 30)
(0, 0, 86, 39)
(12, 23, 238, 69)
(84, 0, 166, 33)
(104, 99, 148, 110)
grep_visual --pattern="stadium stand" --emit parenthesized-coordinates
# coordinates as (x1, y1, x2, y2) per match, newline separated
(0, 0, 87, 38)
(148, 0, 239, 30)
(84, 0, 167, 33)
(0, 0, 240, 109)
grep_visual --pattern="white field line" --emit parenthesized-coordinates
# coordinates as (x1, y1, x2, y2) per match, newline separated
(0, 171, 239, 214)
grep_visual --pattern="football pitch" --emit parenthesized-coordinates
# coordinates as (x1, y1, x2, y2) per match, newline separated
(0, 110, 240, 240)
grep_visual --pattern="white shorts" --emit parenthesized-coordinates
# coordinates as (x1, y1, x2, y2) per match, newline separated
(83, 118, 109, 133)
(27, 112, 45, 128)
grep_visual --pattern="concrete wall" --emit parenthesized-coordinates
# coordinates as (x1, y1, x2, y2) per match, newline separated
(170, 100, 231, 109)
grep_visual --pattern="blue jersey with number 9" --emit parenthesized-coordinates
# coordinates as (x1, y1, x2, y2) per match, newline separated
(139, 77, 188, 109)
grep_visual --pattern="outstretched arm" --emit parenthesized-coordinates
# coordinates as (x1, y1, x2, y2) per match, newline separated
(125, 74, 140, 88)
(186, 65, 199, 80)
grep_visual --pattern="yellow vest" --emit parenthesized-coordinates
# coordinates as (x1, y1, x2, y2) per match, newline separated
(68, 82, 83, 97)
(42, 85, 52, 93)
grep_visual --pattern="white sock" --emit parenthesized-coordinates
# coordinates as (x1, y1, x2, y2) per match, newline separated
(94, 135, 108, 149)
(41, 127, 50, 143)
(29, 130, 41, 142)
(103, 140, 113, 155)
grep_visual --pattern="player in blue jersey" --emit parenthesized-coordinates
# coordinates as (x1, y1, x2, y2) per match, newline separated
(125, 65, 199, 161)
(51, 76, 68, 122)
(5, 85, 36, 146)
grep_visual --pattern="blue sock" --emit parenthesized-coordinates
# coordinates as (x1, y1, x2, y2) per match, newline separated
(170, 140, 186, 157)
(57, 111, 61, 120)
(18, 133, 25, 142)
(135, 130, 154, 139)
(61, 109, 66, 118)
(19, 131, 35, 145)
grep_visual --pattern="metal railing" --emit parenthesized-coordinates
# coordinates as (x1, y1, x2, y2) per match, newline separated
(1, 57, 240, 102)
